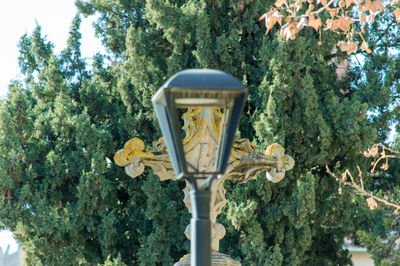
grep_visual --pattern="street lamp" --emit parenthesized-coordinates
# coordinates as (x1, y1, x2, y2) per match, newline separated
(152, 69, 247, 266)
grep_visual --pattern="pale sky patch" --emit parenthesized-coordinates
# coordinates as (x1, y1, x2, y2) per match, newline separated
(0, 0, 105, 98)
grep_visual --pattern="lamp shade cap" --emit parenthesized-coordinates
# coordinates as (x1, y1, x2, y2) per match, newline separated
(152, 69, 247, 105)
(161, 69, 246, 90)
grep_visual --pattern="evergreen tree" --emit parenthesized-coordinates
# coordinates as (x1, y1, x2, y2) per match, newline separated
(0, 0, 397, 265)
(0, 18, 188, 265)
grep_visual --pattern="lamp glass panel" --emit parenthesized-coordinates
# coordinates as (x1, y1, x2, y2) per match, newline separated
(171, 89, 244, 176)
(175, 106, 228, 176)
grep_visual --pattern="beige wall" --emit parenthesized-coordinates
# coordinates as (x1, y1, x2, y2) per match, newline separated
(350, 251, 374, 266)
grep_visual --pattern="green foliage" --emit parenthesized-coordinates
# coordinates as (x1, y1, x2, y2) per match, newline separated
(344, 10, 400, 264)
(357, 220, 400, 266)
(0, 16, 188, 265)
(102, 253, 127, 266)
(0, 0, 398, 265)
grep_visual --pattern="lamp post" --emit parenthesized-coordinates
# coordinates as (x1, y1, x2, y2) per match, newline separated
(151, 69, 247, 266)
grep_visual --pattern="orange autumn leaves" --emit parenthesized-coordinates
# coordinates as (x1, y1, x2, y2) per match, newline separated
(308, 14, 322, 31)
(259, 9, 282, 32)
(394, 7, 400, 21)
(259, 0, 400, 54)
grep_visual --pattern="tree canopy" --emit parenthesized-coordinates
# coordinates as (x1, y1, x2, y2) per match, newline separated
(0, 0, 399, 265)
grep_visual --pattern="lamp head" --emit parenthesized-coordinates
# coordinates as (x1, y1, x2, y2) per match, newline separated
(152, 69, 247, 179)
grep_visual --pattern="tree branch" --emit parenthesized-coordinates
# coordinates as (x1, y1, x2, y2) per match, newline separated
(326, 164, 400, 211)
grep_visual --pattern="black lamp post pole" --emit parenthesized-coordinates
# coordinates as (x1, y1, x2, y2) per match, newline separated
(190, 188, 211, 266)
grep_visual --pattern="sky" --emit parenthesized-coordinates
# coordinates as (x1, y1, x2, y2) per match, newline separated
(0, 0, 105, 253)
